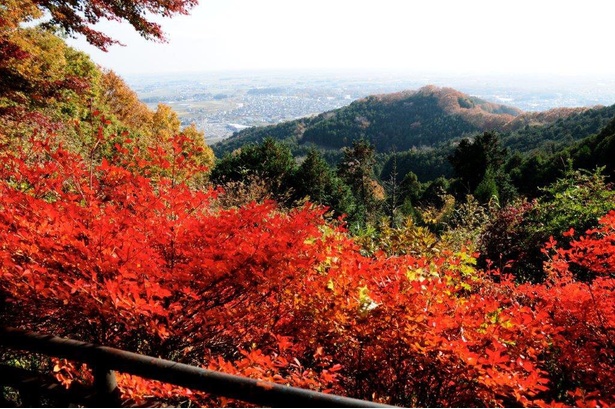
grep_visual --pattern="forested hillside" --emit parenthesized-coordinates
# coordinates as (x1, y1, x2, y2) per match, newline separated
(1, 1, 615, 407)
(569, 115, 615, 177)
(376, 103, 615, 185)
(502, 104, 615, 152)
(214, 85, 615, 189)
(215, 85, 615, 157)
(214, 85, 525, 156)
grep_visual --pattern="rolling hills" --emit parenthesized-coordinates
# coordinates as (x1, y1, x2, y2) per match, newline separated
(214, 85, 614, 159)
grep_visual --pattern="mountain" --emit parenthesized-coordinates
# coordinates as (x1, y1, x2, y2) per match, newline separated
(214, 85, 525, 157)
(214, 86, 615, 161)
(214, 85, 615, 186)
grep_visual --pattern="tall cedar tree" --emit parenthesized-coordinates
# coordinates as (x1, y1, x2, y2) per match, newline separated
(337, 139, 383, 225)
(449, 131, 507, 194)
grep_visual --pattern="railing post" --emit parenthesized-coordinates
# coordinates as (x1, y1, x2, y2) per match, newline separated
(0, 328, 394, 407)
(93, 360, 120, 407)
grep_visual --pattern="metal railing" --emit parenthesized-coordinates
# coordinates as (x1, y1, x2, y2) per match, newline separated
(0, 327, 392, 407)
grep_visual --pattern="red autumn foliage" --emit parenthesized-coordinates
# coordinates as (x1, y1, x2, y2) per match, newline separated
(12, 0, 197, 51)
(532, 213, 615, 407)
(0, 131, 614, 407)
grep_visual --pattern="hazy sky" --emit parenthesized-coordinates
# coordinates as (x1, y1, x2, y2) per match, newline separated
(66, 0, 615, 77)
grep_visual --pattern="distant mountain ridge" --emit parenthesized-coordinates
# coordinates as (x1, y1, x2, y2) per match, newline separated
(213, 85, 613, 159)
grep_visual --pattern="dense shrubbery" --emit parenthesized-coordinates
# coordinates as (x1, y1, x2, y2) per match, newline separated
(2, 132, 614, 407)
(479, 169, 615, 282)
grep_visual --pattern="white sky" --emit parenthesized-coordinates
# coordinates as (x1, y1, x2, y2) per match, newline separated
(66, 0, 615, 77)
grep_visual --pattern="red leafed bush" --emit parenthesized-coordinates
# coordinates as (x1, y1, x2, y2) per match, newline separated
(1, 133, 614, 407)
(529, 211, 615, 407)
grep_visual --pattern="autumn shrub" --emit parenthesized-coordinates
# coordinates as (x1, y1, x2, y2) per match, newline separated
(212, 173, 275, 208)
(440, 194, 496, 251)
(519, 211, 615, 406)
(479, 168, 614, 282)
(354, 215, 439, 257)
(478, 199, 536, 277)
(1, 132, 614, 407)
(0, 135, 337, 404)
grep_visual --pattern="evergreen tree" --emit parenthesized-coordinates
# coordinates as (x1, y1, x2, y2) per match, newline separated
(337, 139, 384, 225)
(449, 131, 511, 203)
(292, 148, 355, 218)
(211, 138, 296, 202)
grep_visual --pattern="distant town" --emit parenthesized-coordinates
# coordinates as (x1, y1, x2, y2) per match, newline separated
(125, 70, 615, 144)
